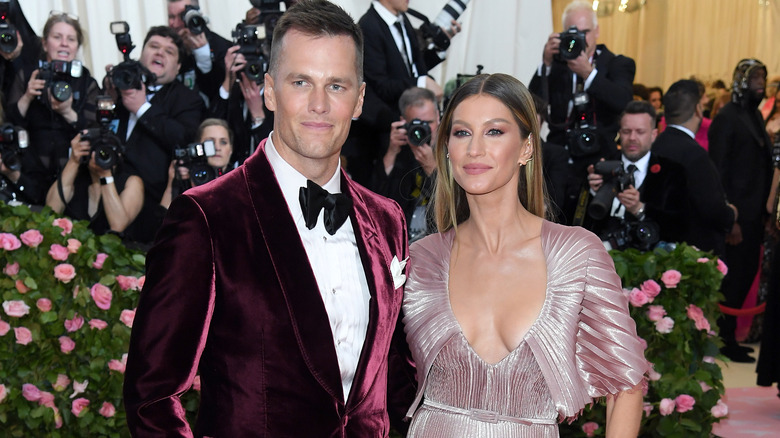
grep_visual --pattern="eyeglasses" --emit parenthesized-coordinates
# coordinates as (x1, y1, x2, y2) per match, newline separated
(49, 10, 79, 22)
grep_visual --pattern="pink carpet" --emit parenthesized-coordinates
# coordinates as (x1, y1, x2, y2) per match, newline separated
(712, 386, 780, 437)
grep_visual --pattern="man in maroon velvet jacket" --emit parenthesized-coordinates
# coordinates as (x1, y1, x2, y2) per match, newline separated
(123, 1, 415, 436)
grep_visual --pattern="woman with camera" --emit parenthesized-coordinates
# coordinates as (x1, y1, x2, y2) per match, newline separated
(160, 118, 236, 209)
(6, 11, 99, 205)
(45, 131, 143, 236)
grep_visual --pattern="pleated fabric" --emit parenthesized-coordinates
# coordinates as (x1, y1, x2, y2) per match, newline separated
(402, 221, 649, 436)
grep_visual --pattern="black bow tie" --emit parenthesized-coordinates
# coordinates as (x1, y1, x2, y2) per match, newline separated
(299, 180, 352, 235)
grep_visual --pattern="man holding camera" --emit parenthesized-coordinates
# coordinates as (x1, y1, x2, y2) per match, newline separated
(110, 26, 205, 242)
(371, 87, 437, 242)
(167, 0, 231, 103)
(586, 101, 688, 250)
(529, 0, 635, 180)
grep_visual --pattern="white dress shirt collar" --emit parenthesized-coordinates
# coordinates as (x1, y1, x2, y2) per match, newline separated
(667, 124, 696, 139)
(621, 151, 652, 189)
(373, 0, 400, 24)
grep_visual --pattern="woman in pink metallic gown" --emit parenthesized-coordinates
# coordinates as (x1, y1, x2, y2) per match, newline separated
(402, 73, 649, 437)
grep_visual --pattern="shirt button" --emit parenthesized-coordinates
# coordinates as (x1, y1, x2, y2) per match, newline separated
(331, 288, 336, 295)
(323, 235, 328, 242)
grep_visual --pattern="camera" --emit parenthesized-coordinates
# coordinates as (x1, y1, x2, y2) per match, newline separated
(588, 160, 634, 220)
(565, 91, 599, 157)
(0, 123, 28, 172)
(403, 119, 432, 147)
(181, 5, 207, 35)
(0, 0, 18, 54)
(109, 22, 156, 91)
(433, 0, 469, 36)
(81, 96, 124, 170)
(557, 25, 587, 61)
(603, 218, 660, 251)
(174, 140, 216, 186)
(407, 8, 451, 52)
(38, 60, 83, 102)
(232, 22, 269, 84)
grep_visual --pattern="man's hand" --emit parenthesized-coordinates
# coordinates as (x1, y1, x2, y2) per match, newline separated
(567, 50, 594, 79)
(443, 20, 461, 39)
(245, 7, 261, 25)
(587, 164, 603, 192)
(178, 27, 208, 51)
(726, 222, 743, 246)
(0, 31, 22, 62)
(616, 186, 642, 216)
(121, 84, 147, 115)
(222, 45, 245, 92)
(424, 77, 443, 103)
(384, 120, 408, 175)
(239, 73, 264, 122)
(542, 32, 561, 67)
(411, 143, 436, 176)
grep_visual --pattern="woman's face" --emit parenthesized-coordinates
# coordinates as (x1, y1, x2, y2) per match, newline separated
(43, 21, 79, 62)
(447, 94, 532, 198)
(203, 125, 233, 170)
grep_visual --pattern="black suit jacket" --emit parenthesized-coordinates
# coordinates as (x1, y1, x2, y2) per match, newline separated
(529, 45, 635, 169)
(587, 153, 688, 245)
(653, 126, 735, 255)
(178, 28, 232, 104)
(209, 82, 273, 164)
(709, 102, 773, 224)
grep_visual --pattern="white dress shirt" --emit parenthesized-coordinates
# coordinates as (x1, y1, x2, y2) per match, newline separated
(611, 152, 651, 218)
(265, 134, 371, 402)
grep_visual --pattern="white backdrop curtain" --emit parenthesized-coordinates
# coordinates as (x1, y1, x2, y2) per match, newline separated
(21, 0, 553, 90)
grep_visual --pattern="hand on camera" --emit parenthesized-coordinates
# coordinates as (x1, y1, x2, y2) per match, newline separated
(567, 50, 594, 79)
(24, 69, 45, 100)
(389, 120, 408, 154)
(586, 163, 603, 191)
(121, 84, 147, 114)
(411, 142, 436, 176)
(70, 131, 91, 165)
(616, 186, 642, 215)
(245, 8, 261, 25)
(0, 152, 21, 182)
(0, 31, 22, 62)
(542, 32, 561, 67)
(240, 73, 264, 119)
(443, 20, 461, 39)
(178, 27, 208, 50)
(223, 45, 246, 91)
(50, 93, 77, 122)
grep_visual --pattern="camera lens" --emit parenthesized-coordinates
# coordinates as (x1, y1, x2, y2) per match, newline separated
(51, 81, 72, 102)
(190, 163, 216, 186)
(94, 144, 117, 170)
(408, 126, 429, 146)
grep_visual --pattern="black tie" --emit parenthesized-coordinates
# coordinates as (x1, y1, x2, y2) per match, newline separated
(299, 180, 352, 235)
(393, 21, 412, 76)
(626, 164, 638, 187)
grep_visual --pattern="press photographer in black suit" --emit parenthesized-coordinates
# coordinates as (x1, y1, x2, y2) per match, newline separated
(586, 101, 688, 251)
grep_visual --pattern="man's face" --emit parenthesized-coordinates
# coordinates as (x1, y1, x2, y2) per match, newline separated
(619, 112, 656, 162)
(379, 0, 410, 15)
(649, 91, 662, 110)
(167, 0, 191, 30)
(563, 9, 599, 58)
(264, 30, 365, 176)
(404, 99, 440, 146)
(748, 68, 767, 101)
(139, 35, 181, 85)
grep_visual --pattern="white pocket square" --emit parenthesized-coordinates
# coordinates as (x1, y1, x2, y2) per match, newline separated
(390, 255, 409, 289)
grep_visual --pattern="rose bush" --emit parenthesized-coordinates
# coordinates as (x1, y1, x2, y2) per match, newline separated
(561, 244, 728, 437)
(0, 203, 200, 436)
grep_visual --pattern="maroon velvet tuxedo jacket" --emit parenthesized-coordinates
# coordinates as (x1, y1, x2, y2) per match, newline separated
(124, 139, 415, 437)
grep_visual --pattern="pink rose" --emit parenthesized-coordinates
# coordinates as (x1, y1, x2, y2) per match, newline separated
(137, 275, 145, 290)
(52, 218, 73, 236)
(655, 316, 675, 334)
(0, 384, 6, 403)
(661, 269, 682, 288)
(711, 399, 728, 418)
(3, 262, 19, 276)
(64, 314, 84, 332)
(90, 283, 112, 310)
(581, 421, 599, 437)
(36, 298, 52, 312)
(116, 275, 139, 291)
(703, 356, 716, 364)
(66, 238, 81, 254)
(0, 233, 21, 250)
(92, 253, 108, 269)
(646, 305, 667, 322)
(22, 383, 41, 401)
(53, 407, 62, 428)
(38, 391, 55, 408)
(659, 398, 676, 416)
(640, 279, 662, 300)
(192, 375, 201, 391)
(53, 374, 70, 392)
(3, 300, 30, 317)
(686, 304, 704, 321)
(14, 326, 32, 344)
(48, 244, 69, 261)
(699, 381, 712, 392)
(20, 229, 43, 247)
(88, 319, 108, 330)
(629, 288, 649, 307)
(71, 380, 88, 398)
(674, 394, 695, 413)
(0, 319, 9, 336)
(694, 317, 711, 332)
(15, 279, 29, 293)
(99, 401, 116, 418)
(642, 402, 653, 417)
(71, 397, 90, 417)
(108, 354, 127, 374)
(697, 257, 710, 263)
(648, 368, 662, 381)
(120, 308, 136, 328)
(716, 259, 728, 275)
(53, 263, 76, 283)
(59, 336, 75, 353)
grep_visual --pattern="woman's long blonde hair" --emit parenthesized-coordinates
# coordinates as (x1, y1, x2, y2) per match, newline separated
(434, 73, 550, 232)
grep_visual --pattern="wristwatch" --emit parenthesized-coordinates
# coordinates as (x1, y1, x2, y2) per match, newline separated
(636, 205, 646, 221)
(100, 176, 114, 186)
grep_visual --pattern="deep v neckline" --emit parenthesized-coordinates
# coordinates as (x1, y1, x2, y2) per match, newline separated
(444, 221, 551, 366)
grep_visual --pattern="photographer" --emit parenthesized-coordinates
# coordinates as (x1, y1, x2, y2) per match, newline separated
(45, 131, 143, 236)
(6, 11, 99, 205)
(529, 0, 635, 179)
(0, 0, 42, 112)
(0, 124, 29, 203)
(370, 87, 437, 242)
(167, 0, 231, 103)
(586, 100, 688, 250)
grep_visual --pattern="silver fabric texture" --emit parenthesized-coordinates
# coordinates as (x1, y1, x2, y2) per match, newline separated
(403, 221, 649, 437)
